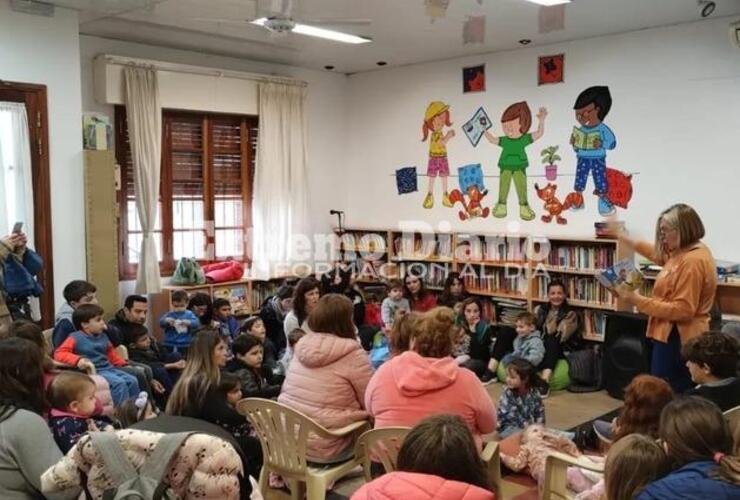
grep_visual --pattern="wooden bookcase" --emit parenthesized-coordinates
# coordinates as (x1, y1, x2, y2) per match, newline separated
(336, 227, 634, 342)
(149, 276, 291, 341)
(159, 277, 288, 317)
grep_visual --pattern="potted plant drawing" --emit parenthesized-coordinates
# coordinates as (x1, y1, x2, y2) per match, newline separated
(541, 145, 561, 181)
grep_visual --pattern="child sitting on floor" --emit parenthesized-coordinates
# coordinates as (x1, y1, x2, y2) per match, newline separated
(214, 298, 240, 341)
(47, 371, 115, 453)
(277, 328, 306, 374)
(159, 289, 199, 357)
(114, 391, 159, 428)
(501, 424, 580, 487)
(682, 331, 740, 411)
(497, 358, 546, 438)
(54, 304, 140, 405)
(125, 324, 185, 405)
(240, 316, 280, 377)
(380, 279, 411, 328)
(592, 374, 673, 443)
(501, 312, 545, 368)
(225, 334, 281, 399)
(569, 433, 670, 500)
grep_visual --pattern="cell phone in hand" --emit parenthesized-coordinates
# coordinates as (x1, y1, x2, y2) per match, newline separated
(12, 222, 23, 234)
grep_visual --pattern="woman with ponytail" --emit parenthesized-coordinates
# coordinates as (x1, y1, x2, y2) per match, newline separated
(636, 396, 740, 499)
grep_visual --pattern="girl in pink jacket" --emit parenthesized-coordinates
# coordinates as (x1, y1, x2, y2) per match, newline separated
(352, 414, 495, 500)
(365, 307, 496, 448)
(278, 294, 373, 460)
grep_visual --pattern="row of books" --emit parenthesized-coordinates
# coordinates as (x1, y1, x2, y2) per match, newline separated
(539, 244, 616, 270)
(393, 234, 453, 260)
(454, 235, 527, 263)
(251, 282, 278, 310)
(492, 298, 528, 326)
(462, 271, 529, 297)
(338, 231, 387, 254)
(534, 275, 616, 306)
(584, 310, 608, 340)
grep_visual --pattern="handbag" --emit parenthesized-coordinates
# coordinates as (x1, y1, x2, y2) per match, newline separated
(171, 258, 206, 286)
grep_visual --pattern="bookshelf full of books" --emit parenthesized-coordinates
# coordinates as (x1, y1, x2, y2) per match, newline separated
(160, 277, 290, 319)
(333, 228, 635, 341)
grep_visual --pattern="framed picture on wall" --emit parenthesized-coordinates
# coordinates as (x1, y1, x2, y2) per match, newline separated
(538, 54, 564, 85)
(462, 64, 486, 93)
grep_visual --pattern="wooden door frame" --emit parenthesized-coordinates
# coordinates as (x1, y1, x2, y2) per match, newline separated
(0, 80, 55, 328)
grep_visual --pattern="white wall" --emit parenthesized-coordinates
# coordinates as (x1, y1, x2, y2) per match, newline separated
(79, 35, 349, 241)
(0, 0, 84, 308)
(345, 17, 740, 261)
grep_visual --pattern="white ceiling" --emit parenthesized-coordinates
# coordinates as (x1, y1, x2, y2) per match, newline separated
(46, 0, 740, 73)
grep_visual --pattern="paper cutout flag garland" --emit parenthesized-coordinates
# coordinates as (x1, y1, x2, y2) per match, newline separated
(462, 107, 492, 147)
(425, 0, 450, 21)
(396, 167, 418, 194)
(458, 164, 485, 193)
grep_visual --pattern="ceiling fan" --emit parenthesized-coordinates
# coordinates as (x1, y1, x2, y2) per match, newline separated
(194, 0, 372, 44)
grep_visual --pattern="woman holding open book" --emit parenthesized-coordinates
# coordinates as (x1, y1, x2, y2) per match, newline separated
(611, 204, 717, 393)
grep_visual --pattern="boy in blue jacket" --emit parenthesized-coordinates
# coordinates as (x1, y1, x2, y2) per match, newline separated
(159, 289, 199, 357)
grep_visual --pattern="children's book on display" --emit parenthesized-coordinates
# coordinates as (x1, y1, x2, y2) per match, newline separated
(597, 259, 643, 293)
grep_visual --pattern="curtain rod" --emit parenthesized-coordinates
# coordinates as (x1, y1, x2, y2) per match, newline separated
(99, 54, 308, 87)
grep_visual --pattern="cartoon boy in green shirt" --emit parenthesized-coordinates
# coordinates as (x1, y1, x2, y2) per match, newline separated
(485, 102, 547, 221)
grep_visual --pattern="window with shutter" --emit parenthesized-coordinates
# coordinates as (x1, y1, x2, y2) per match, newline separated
(115, 107, 256, 279)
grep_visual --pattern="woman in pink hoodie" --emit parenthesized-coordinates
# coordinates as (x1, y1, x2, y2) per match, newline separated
(352, 414, 495, 500)
(365, 307, 496, 448)
(278, 293, 373, 460)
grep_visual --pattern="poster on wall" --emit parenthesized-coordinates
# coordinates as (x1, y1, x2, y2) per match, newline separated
(462, 64, 486, 93)
(538, 54, 564, 85)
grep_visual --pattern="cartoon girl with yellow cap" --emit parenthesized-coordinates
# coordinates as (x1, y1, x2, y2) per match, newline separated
(421, 101, 455, 209)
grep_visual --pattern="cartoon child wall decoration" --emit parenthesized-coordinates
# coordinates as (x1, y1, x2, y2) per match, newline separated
(421, 101, 455, 209)
(485, 101, 547, 221)
(570, 86, 617, 216)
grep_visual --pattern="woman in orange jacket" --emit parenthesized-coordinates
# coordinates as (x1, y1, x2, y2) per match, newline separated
(613, 203, 717, 393)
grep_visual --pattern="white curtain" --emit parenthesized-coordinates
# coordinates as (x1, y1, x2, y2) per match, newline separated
(0, 102, 34, 246)
(123, 66, 162, 293)
(252, 82, 309, 278)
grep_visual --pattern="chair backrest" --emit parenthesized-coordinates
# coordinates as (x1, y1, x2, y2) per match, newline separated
(237, 397, 336, 477)
(42, 328, 53, 356)
(724, 405, 740, 430)
(542, 451, 604, 500)
(354, 427, 411, 481)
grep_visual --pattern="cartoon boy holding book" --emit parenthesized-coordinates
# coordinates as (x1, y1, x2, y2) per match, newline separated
(570, 86, 616, 216)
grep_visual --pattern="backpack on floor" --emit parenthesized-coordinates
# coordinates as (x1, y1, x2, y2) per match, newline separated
(88, 431, 194, 500)
(566, 345, 603, 393)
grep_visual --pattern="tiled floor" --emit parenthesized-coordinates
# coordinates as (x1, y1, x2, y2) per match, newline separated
(265, 386, 622, 499)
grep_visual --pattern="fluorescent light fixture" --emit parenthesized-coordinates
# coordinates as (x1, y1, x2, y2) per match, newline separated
(251, 18, 371, 44)
(525, 0, 571, 6)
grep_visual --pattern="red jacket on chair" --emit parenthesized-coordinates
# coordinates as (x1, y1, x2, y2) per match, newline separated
(202, 261, 244, 283)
